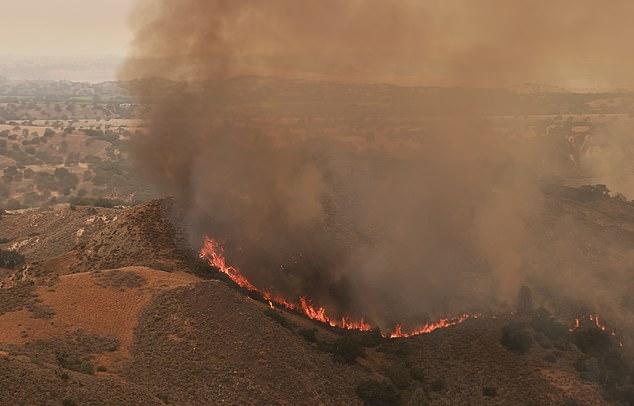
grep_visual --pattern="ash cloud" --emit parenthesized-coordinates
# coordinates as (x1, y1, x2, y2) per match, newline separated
(122, 0, 634, 331)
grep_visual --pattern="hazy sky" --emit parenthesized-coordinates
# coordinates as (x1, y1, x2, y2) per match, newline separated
(0, 0, 134, 56)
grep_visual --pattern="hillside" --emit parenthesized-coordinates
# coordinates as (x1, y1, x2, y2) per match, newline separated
(0, 197, 631, 405)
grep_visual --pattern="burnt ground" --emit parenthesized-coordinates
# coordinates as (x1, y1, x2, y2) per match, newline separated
(0, 197, 629, 405)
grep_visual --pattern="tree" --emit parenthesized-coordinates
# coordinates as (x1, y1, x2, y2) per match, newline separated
(517, 285, 534, 315)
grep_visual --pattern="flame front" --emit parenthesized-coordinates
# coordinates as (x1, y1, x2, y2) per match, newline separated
(200, 236, 473, 337)
(388, 313, 475, 338)
(200, 236, 371, 331)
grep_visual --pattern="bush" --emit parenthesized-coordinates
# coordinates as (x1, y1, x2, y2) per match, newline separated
(409, 366, 425, 383)
(0, 249, 25, 269)
(55, 351, 94, 375)
(298, 328, 317, 343)
(386, 365, 414, 389)
(573, 327, 612, 356)
(326, 336, 364, 363)
(430, 378, 446, 392)
(534, 332, 553, 349)
(517, 285, 534, 315)
(355, 380, 400, 406)
(543, 352, 557, 364)
(377, 340, 412, 359)
(407, 387, 428, 406)
(574, 356, 602, 382)
(351, 328, 383, 348)
(482, 386, 497, 397)
(500, 322, 533, 353)
(531, 308, 567, 341)
(68, 197, 124, 208)
(264, 309, 294, 330)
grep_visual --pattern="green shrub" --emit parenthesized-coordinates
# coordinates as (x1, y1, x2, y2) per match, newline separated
(500, 322, 533, 353)
(355, 380, 400, 406)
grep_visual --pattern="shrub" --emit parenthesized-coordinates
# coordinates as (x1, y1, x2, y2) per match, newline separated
(0, 249, 25, 269)
(327, 336, 364, 363)
(264, 309, 294, 330)
(500, 322, 533, 353)
(377, 340, 412, 359)
(573, 327, 612, 356)
(531, 308, 567, 341)
(355, 380, 400, 406)
(352, 328, 383, 348)
(534, 332, 553, 349)
(517, 285, 534, 315)
(68, 197, 125, 208)
(386, 365, 414, 389)
(543, 352, 557, 364)
(298, 328, 317, 343)
(574, 356, 602, 382)
(55, 351, 94, 375)
(482, 386, 497, 397)
(409, 366, 425, 383)
(430, 378, 446, 392)
(407, 387, 428, 406)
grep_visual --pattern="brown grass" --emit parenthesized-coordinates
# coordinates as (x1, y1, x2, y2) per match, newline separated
(0, 266, 198, 371)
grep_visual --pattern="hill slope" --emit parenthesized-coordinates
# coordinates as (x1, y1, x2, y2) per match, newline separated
(0, 197, 629, 405)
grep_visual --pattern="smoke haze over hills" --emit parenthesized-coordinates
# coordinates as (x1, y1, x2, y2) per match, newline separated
(122, 0, 634, 334)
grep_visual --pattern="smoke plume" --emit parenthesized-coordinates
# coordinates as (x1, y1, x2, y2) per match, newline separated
(122, 0, 634, 332)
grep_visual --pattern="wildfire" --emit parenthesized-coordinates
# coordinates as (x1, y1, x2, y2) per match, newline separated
(389, 313, 475, 338)
(569, 314, 623, 347)
(199, 236, 473, 338)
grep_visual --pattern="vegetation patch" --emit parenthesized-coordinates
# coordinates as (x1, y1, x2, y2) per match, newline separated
(482, 386, 497, 397)
(9, 330, 119, 375)
(92, 269, 146, 289)
(500, 321, 533, 354)
(298, 328, 318, 343)
(355, 380, 400, 406)
(321, 336, 365, 364)
(0, 249, 25, 269)
(0, 282, 37, 316)
(264, 308, 295, 330)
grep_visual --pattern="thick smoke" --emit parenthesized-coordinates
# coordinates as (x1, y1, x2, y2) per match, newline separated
(122, 0, 634, 330)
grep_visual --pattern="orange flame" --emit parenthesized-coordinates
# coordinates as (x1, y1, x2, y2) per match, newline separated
(569, 314, 623, 347)
(389, 313, 476, 338)
(199, 236, 473, 337)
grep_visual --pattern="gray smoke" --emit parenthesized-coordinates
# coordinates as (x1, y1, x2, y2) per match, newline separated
(121, 0, 634, 333)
